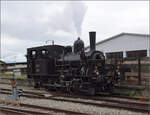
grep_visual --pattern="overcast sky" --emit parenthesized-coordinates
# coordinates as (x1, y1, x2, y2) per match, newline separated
(1, 1, 149, 62)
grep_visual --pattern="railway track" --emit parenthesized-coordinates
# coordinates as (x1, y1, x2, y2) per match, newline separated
(0, 82, 9, 85)
(0, 81, 149, 100)
(0, 108, 29, 115)
(0, 103, 87, 115)
(1, 87, 149, 101)
(0, 88, 149, 113)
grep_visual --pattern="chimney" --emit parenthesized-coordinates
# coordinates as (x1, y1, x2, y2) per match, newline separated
(89, 31, 96, 51)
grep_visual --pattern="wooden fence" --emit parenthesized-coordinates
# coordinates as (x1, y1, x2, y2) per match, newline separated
(123, 58, 150, 85)
(106, 57, 150, 86)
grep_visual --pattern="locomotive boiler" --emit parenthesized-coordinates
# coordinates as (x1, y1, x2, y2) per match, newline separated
(27, 32, 121, 95)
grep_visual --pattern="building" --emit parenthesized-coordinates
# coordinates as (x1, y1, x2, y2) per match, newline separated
(0, 60, 6, 73)
(5, 62, 27, 75)
(0, 61, 27, 75)
(85, 33, 150, 59)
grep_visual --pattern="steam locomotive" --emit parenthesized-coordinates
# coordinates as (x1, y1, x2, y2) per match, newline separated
(27, 32, 122, 95)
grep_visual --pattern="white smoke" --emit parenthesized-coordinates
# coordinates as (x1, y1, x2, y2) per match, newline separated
(66, 1, 87, 36)
(46, 1, 87, 38)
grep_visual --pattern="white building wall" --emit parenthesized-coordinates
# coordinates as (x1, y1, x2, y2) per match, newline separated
(94, 34, 150, 57)
(148, 36, 150, 57)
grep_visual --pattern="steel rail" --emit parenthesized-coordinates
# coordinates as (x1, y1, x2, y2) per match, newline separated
(21, 103, 87, 115)
(1, 87, 149, 101)
(0, 85, 149, 101)
(0, 88, 149, 107)
(0, 88, 44, 96)
(0, 90, 149, 113)
(0, 103, 87, 115)
(0, 106, 53, 115)
(0, 107, 29, 115)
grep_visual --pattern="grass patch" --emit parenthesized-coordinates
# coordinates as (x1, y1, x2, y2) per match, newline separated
(0, 73, 27, 79)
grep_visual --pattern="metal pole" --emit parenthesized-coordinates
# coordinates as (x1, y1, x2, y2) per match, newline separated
(52, 40, 54, 45)
(148, 34, 150, 57)
(12, 56, 16, 81)
(0, 24, 1, 74)
(138, 58, 141, 85)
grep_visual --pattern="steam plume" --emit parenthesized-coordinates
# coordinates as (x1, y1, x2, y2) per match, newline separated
(69, 1, 87, 36)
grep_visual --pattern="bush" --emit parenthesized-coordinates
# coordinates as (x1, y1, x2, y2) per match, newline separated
(0, 73, 27, 79)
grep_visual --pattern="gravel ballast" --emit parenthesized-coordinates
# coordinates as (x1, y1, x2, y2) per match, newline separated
(0, 94, 148, 115)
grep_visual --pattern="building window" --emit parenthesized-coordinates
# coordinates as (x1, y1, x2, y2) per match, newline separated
(126, 50, 147, 58)
(106, 52, 123, 59)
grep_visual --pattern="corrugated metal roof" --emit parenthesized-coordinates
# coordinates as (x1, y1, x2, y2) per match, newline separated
(85, 32, 150, 50)
(0, 60, 6, 64)
(6, 62, 27, 65)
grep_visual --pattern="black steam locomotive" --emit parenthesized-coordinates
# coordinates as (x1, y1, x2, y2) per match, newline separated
(27, 32, 122, 95)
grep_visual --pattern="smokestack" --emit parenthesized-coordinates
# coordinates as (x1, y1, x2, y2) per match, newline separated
(89, 31, 96, 51)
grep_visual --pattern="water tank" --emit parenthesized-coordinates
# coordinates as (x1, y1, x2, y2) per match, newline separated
(73, 37, 84, 53)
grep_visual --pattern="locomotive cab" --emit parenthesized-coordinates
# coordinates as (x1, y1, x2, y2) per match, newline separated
(27, 45, 65, 87)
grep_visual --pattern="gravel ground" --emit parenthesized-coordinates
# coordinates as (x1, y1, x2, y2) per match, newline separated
(0, 83, 149, 115)
(0, 94, 148, 115)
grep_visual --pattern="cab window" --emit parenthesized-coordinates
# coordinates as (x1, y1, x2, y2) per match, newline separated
(41, 49, 48, 57)
(31, 50, 36, 58)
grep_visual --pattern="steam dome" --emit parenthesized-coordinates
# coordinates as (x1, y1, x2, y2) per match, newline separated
(74, 37, 84, 53)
